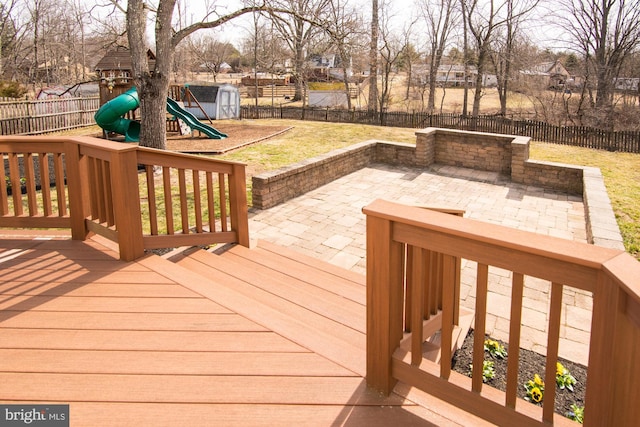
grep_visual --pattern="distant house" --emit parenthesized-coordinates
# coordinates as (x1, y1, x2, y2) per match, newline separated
(613, 77, 639, 92)
(411, 64, 495, 88)
(32, 57, 94, 83)
(519, 60, 571, 89)
(307, 53, 352, 81)
(197, 61, 233, 74)
(435, 64, 475, 86)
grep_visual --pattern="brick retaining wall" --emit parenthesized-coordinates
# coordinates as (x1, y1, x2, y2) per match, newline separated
(251, 142, 375, 209)
(251, 127, 624, 249)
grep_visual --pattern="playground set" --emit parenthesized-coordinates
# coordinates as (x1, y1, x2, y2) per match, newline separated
(94, 49, 233, 142)
(94, 86, 228, 142)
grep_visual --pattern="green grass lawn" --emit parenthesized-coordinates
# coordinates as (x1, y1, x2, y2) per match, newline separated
(530, 142, 639, 259)
(218, 119, 417, 176)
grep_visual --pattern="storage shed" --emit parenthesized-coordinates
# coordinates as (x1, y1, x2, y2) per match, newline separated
(181, 84, 240, 120)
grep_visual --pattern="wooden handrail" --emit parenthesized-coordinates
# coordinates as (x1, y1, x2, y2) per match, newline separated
(363, 199, 639, 426)
(0, 135, 250, 260)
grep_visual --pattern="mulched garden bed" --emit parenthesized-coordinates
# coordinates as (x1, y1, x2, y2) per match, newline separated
(451, 329, 586, 420)
(165, 123, 292, 153)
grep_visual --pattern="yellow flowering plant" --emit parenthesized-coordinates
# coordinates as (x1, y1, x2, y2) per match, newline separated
(483, 339, 508, 359)
(524, 374, 545, 403)
(556, 362, 577, 392)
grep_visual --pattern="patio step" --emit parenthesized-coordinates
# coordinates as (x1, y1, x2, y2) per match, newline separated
(168, 241, 368, 376)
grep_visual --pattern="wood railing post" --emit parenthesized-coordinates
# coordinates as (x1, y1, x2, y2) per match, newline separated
(109, 148, 144, 261)
(584, 272, 621, 426)
(366, 214, 404, 395)
(64, 141, 90, 240)
(228, 163, 250, 247)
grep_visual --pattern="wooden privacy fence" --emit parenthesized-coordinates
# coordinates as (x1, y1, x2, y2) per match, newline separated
(0, 96, 100, 135)
(363, 199, 640, 426)
(0, 136, 249, 260)
(241, 105, 640, 153)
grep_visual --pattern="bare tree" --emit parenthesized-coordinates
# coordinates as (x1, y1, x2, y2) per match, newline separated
(417, 0, 457, 113)
(461, 0, 537, 117)
(90, 4, 129, 51)
(490, 0, 533, 116)
(187, 35, 238, 82)
(400, 42, 421, 102)
(459, 0, 470, 115)
(267, 0, 331, 102)
(325, 0, 364, 110)
(558, 0, 640, 129)
(66, 0, 92, 82)
(240, 17, 289, 106)
(0, 0, 21, 81)
(116, 0, 274, 149)
(377, 2, 405, 115)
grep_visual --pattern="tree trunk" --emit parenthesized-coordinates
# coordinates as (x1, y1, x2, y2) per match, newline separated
(472, 46, 487, 117)
(460, 0, 469, 116)
(127, 0, 174, 150)
(138, 75, 168, 150)
(427, 50, 437, 113)
(368, 0, 379, 112)
(341, 62, 352, 109)
(293, 18, 305, 102)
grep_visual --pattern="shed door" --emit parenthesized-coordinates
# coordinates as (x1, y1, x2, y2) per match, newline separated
(218, 89, 239, 119)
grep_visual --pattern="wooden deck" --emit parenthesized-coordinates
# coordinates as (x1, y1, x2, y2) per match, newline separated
(0, 234, 488, 426)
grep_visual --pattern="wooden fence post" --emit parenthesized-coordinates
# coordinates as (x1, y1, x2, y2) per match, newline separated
(109, 148, 144, 261)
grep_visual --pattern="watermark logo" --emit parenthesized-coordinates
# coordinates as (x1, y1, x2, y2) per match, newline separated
(0, 405, 68, 426)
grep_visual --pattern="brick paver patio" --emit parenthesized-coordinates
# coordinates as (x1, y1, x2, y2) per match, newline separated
(248, 163, 591, 365)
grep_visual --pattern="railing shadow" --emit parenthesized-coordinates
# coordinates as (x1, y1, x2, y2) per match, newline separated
(330, 379, 441, 427)
(0, 238, 124, 324)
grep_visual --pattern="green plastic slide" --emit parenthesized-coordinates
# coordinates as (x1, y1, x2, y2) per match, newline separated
(94, 87, 141, 142)
(166, 98, 227, 139)
(94, 87, 227, 142)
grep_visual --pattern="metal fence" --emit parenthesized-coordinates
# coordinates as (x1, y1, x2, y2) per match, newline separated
(241, 105, 640, 153)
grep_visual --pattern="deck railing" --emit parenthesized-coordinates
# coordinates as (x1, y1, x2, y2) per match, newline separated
(363, 199, 640, 426)
(0, 136, 249, 260)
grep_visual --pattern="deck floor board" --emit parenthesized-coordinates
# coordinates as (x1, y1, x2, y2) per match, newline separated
(0, 311, 265, 331)
(0, 236, 477, 426)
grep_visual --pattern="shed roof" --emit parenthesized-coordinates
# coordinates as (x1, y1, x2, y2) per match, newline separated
(185, 84, 238, 102)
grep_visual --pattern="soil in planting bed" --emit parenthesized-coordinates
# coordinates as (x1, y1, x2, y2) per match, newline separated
(451, 330, 587, 419)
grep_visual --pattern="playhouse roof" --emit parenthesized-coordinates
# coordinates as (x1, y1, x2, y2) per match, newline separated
(95, 49, 156, 72)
